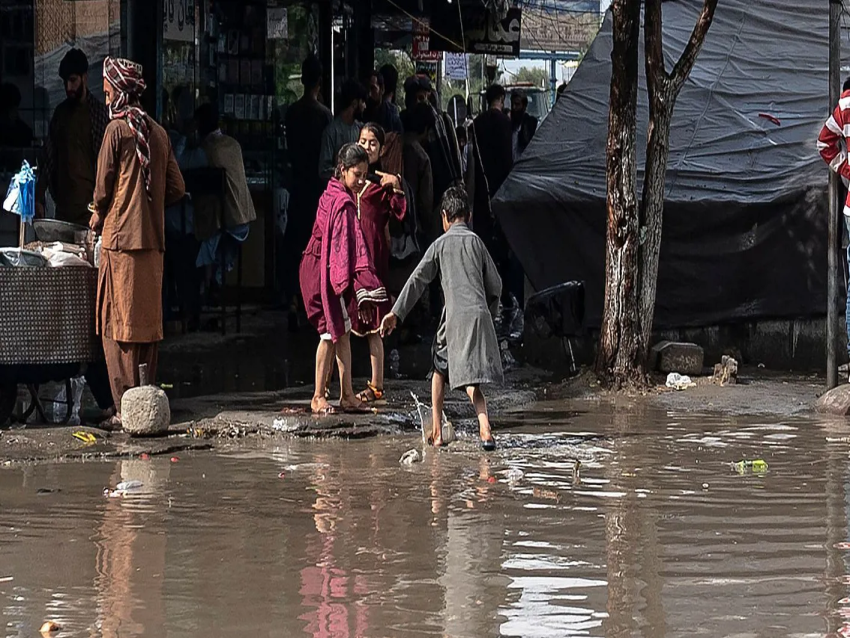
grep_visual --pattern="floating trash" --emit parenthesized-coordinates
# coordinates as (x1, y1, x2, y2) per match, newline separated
(104, 480, 144, 498)
(731, 459, 768, 474)
(72, 431, 97, 445)
(399, 449, 423, 465)
(666, 373, 696, 391)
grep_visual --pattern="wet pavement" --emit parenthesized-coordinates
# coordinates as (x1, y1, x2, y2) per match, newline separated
(3, 400, 850, 637)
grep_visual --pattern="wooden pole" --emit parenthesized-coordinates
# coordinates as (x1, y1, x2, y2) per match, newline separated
(828, 0, 841, 390)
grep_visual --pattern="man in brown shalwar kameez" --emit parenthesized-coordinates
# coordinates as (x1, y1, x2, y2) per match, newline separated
(91, 57, 185, 428)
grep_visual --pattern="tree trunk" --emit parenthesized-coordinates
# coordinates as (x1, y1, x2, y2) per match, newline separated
(637, 0, 718, 359)
(638, 95, 673, 355)
(594, 0, 643, 387)
(596, 0, 718, 386)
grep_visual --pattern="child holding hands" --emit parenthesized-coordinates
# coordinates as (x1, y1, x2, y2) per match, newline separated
(380, 187, 503, 449)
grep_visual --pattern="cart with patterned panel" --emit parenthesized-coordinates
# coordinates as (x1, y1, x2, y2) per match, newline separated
(0, 266, 99, 425)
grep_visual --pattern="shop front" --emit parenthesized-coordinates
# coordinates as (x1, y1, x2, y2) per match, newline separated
(0, 0, 123, 244)
(0, 0, 380, 296)
(160, 0, 335, 300)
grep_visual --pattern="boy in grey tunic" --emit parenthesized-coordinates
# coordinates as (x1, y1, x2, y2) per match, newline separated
(380, 187, 503, 449)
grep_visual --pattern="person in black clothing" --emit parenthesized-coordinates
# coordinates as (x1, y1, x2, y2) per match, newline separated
(379, 65, 400, 106)
(365, 69, 403, 133)
(472, 84, 512, 224)
(510, 89, 538, 162)
(403, 75, 462, 218)
(283, 55, 333, 319)
(473, 84, 512, 196)
(403, 75, 431, 109)
(472, 84, 520, 312)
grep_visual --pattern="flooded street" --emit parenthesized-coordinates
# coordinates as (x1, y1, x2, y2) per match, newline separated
(2, 402, 850, 637)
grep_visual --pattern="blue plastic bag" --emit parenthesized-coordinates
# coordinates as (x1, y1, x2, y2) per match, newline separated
(3, 160, 36, 222)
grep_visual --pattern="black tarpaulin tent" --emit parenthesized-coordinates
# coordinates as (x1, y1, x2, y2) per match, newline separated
(494, 0, 843, 330)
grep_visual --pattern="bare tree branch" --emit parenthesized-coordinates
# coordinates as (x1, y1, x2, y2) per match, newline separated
(644, 0, 666, 95)
(669, 0, 719, 91)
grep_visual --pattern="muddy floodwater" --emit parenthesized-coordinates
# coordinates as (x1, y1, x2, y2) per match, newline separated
(2, 402, 850, 637)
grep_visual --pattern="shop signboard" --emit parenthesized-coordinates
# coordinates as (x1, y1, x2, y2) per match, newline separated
(267, 7, 288, 40)
(429, 3, 521, 58)
(163, 0, 195, 43)
(445, 52, 467, 80)
(521, 0, 600, 52)
(412, 33, 442, 61)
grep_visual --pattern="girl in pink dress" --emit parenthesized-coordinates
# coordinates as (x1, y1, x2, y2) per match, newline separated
(299, 143, 387, 414)
(348, 123, 407, 404)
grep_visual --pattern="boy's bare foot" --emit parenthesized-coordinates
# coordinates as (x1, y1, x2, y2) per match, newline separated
(428, 426, 445, 447)
(311, 397, 337, 415)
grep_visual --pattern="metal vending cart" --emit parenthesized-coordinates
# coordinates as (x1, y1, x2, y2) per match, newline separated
(0, 266, 100, 425)
(0, 160, 101, 426)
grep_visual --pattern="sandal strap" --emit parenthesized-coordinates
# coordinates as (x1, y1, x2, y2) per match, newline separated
(366, 381, 384, 398)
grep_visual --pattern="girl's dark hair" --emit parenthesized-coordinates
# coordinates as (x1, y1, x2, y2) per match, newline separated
(334, 142, 369, 179)
(361, 122, 386, 148)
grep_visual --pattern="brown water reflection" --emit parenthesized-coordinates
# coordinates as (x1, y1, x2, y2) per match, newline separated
(2, 403, 850, 637)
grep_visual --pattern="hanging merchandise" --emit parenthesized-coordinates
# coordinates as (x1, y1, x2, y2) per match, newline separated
(3, 160, 36, 221)
(4, 160, 36, 247)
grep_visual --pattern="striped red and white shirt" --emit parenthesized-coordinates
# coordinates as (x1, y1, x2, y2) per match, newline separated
(818, 89, 850, 215)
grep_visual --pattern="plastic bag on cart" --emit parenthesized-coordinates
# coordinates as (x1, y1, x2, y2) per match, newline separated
(3, 161, 36, 220)
(47, 378, 84, 425)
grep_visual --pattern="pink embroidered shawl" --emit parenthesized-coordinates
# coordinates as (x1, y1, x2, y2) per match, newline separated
(315, 178, 386, 341)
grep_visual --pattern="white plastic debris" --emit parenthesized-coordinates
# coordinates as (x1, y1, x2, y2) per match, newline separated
(665, 372, 696, 391)
(399, 449, 423, 465)
(104, 480, 144, 498)
(49, 378, 85, 425)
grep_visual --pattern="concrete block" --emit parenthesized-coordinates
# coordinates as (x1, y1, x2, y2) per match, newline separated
(815, 385, 850, 416)
(121, 385, 171, 436)
(652, 341, 705, 376)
